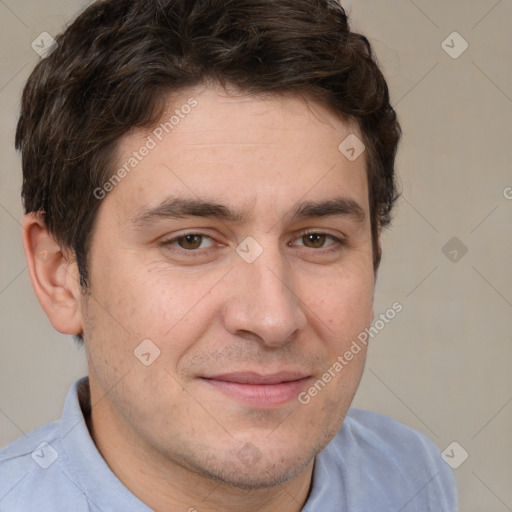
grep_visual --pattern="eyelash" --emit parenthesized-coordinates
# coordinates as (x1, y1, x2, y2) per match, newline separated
(160, 230, 346, 256)
(293, 230, 346, 252)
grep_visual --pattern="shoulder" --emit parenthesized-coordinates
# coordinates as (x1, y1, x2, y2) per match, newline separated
(323, 408, 458, 511)
(344, 407, 444, 462)
(0, 422, 88, 512)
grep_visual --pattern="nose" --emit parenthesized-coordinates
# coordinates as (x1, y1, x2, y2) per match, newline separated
(221, 243, 308, 348)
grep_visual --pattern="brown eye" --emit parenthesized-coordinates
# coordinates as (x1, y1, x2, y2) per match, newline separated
(177, 234, 204, 250)
(291, 231, 345, 252)
(162, 233, 215, 252)
(302, 233, 328, 248)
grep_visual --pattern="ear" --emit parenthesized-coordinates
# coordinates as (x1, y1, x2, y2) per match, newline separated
(21, 212, 83, 335)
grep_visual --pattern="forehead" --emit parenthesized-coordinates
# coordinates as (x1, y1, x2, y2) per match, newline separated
(106, 84, 369, 224)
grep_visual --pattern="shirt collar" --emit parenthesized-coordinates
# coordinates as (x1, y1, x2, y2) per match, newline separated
(58, 377, 154, 512)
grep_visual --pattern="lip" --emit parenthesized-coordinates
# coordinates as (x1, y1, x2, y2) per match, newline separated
(201, 372, 311, 407)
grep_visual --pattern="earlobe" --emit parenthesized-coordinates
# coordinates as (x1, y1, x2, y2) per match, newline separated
(21, 213, 83, 335)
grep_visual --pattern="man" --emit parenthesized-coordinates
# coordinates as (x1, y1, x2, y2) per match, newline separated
(0, 0, 457, 510)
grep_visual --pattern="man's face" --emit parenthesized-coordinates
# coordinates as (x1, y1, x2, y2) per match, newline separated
(82, 84, 375, 488)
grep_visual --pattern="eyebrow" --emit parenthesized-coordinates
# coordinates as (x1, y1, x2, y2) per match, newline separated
(131, 196, 366, 227)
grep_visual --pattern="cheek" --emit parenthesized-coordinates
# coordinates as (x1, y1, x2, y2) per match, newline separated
(309, 263, 374, 336)
(90, 260, 225, 353)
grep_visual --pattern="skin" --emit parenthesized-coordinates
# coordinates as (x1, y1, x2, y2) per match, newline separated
(23, 83, 376, 512)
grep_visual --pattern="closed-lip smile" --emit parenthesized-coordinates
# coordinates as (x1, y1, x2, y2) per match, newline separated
(201, 371, 312, 407)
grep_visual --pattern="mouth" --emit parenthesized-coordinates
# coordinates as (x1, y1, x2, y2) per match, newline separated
(200, 371, 312, 408)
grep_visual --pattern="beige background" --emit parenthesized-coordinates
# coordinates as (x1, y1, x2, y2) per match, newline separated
(1, 1, 511, 510)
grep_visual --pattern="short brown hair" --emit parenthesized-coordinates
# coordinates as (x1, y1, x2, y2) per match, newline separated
(16, 0, 401, 332)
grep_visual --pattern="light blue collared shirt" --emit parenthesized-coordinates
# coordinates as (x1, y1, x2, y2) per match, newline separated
(0, 377, 457, 511)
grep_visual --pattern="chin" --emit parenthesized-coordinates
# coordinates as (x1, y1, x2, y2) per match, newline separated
(205, 455, 314, 490)
(177, 439, 321, 490)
